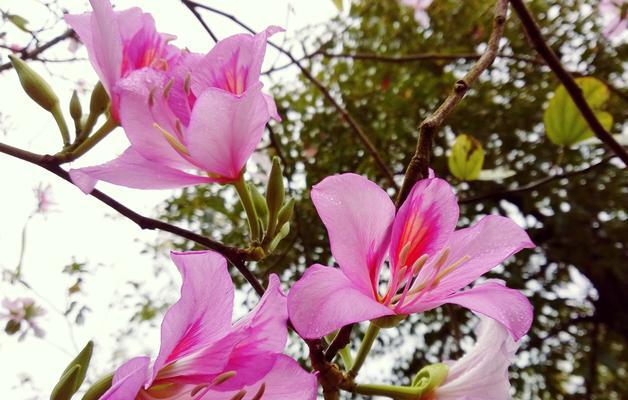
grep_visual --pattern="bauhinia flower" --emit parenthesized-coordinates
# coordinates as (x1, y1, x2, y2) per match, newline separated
(400, 0, 434, 28)
(65, 0, 179, 120)
(288, 173, 534, 340)
(425, 313, 520, 400)
(69, 26, 282, 193)
(100, 250, 316, 400)
(33, 183, 55, 214)
(1, 297, 46, 339)
(599, 0, 627, 39)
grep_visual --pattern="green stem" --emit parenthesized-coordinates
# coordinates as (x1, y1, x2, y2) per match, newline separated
(352, 383, 424, 399)
(57, 117, 117, 163)
(51, 104, 70, 147)
(348, 322, 380, 378)
(233, 176, 260, 242)
(338, 345, 354, 370)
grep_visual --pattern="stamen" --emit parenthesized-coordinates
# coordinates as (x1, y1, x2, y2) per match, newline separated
(153, 123, 190, 156)
(229, 390, 247, 400)
(398, 242, 412, 267)
(163, 78, 174, 99)
(432, 255, 471, 285)
(250, 383, 266, 400)
(211, 370, 237, 386)
(148, 87, 157, 107)
(411, 254, 429, 276)
(184, 73, 192, 96)
(190, 384, 208, 397)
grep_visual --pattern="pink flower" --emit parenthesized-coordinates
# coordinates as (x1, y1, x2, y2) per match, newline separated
(400, 0, 434, 28)
(65, 0, 179, 120)
(429, 314, 519, 399)
(100, 251, 317, 400)
(288, 173, 534, 340)
(599, 0, 627, 39)
(1, 298, 46, 339)
(69, 26, 282, 193)
(33, 183, 55, 214)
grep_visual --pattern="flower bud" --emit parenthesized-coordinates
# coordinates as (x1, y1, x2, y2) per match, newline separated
(265, 157, 285, 237)
(81, 373, 113, 400)
(51, 365, 81, 400)
(61, 340, 93, 392)
(89, 81, 109, 118)
(411, 363, 449, 393)
(70, 90, 82, 130)
(9, 55, 59, 112)
(249, 183, 269, 231)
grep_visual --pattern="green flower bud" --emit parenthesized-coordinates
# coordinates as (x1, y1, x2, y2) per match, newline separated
(9, 55, 59, 112)
(268, 222, 290, 252)
(4, 319, 21, 335)
(89, 81, 109, 118)
(265, 157, 285, 238)
(81, 373, 113, 400)
(70, 90, 83, 131)
(249, 183, 269, 232)
(60, 341, 93, 392)
(51, 365, 81, 400)
(276, 198, 295, 229)
(411, 363, 449, 394)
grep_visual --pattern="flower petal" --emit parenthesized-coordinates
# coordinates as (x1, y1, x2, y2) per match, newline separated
(100, 356, 150, 400)
(150, 251, 235, 381)
(311, 173, 395, 295)
(191, 26, 283, 96)
(408, 280, 533, 341)
(429, 215, 534, 296)
(217, 275, 289, 389)
(185, 84, 270, 180)
(389, 178, 458, 271)
(201, 355, 317, 400)
(288, 264, 394, 338)
(69, 147, 214, 193)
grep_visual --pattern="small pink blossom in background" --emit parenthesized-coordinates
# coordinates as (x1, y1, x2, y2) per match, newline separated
(1, 298, 46, 340)
(68, 0, 282, 193)
(288, 173, 534, 340)
(429, 314, 518, 400)
(599, 0, 627, 39)
(400, 0, 434, 28)
(65, 0, 180, 120)
(33, 183, 55, 214)
(100, 251, 316, 400)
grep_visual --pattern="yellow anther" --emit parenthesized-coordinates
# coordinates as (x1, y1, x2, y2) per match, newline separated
(398, 242, 412, 267)
(184, 73, 192, 96)
(229, 389, 247, 400)
(211, 370, 237, 386)
(411, 254, 429, 275)
(153, 123, 190, 156)
(163, 78, 174, 99)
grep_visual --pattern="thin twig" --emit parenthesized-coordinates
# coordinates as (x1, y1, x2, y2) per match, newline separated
(181, 0, 218, 43)
(325, 324, 354, 362)
(182, 0, 398, 190)
(459, 156, 613, 204)
(318, 50, 542, 65)
(0, 141, 265, 296)
(509, 0, 628, 166)
(0, 29, 76, 73)
(395, 0, 510, 207)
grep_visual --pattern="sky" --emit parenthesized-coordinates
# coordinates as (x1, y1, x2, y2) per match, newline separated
(0, 0, 339, 398)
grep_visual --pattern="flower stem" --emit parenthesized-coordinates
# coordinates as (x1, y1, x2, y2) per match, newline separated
(352, 383, 424, 399)
(338, 345, 354, 370)
(56, 117, 117, 163)
(52, 104, 71, 147)
(234, 176, 260, 242)
(348, 322, 380, 378)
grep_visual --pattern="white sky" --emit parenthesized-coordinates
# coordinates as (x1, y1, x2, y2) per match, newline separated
(0, 0, 338, 398)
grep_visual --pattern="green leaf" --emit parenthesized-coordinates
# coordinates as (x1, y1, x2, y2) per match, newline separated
(447, 134, 484, 181)
(543, 77, 613, 146)
(60, 341, 93, 393)
(51, 365, 81, 400)
(8, 14, 30, 32)
(331, 0, 344, 12)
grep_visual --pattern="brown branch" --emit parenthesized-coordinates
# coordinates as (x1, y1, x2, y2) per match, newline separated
(509, 0, 628, 167)
(395, 0, 510, 207)
(324, 324, 354, 362)
(459, 155, 613, 204)
(181, 0, 398, 190)
(0, 141, 265, 296)
(317, 50, 542, 65)
(0, 29, 76, 73)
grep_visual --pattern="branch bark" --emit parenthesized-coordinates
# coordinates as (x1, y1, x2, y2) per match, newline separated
(508, 0, 628, 167)
(0, 141, 265, 296)
(395, 0, 510, 207)
(0, 30, 76, 73)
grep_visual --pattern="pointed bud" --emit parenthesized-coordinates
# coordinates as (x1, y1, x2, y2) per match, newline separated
(81, 373, 113, 400)
(51, 365, 81, 400)
(61, 341, 93, 392)
(276, 198, 295, 229)
(268, 221, 290, 252)
(89, 82, 109, 118)
(249, 183, 269, 232)
(9, 55, 59, 111)
(70, 90, 82, 129)
(266, 157, 285, 222)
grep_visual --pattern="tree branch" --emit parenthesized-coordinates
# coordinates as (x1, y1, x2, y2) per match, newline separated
(459, 156, 614, 204)
(0, 141, 265, 296)
(395, 0, 510, 207)
(0, 29, 76, 73)
(181, 0, 398, 190)
(508, 0, 628, 167)
(317, 50, 542, 65)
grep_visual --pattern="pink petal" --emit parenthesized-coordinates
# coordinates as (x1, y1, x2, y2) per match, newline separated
(100, 356, 150, 400)
(435, 315, 517, 400)
(85, 0, 123, 95)
(117, 68, 196, 169)
(410, 280, 533, 341)
(311, 173, 395, 295)
(185, 84, 270, 181)
(218, 275, 289, 389)
(191, 26, 283, 96)
(389, 178, 458, 274)
(428, 215, 534, 297)
(201, 355, 317, 400)
(69, 147, 214, 193)
(151, 251, 235, 381)
(288, 264, 394, 339)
